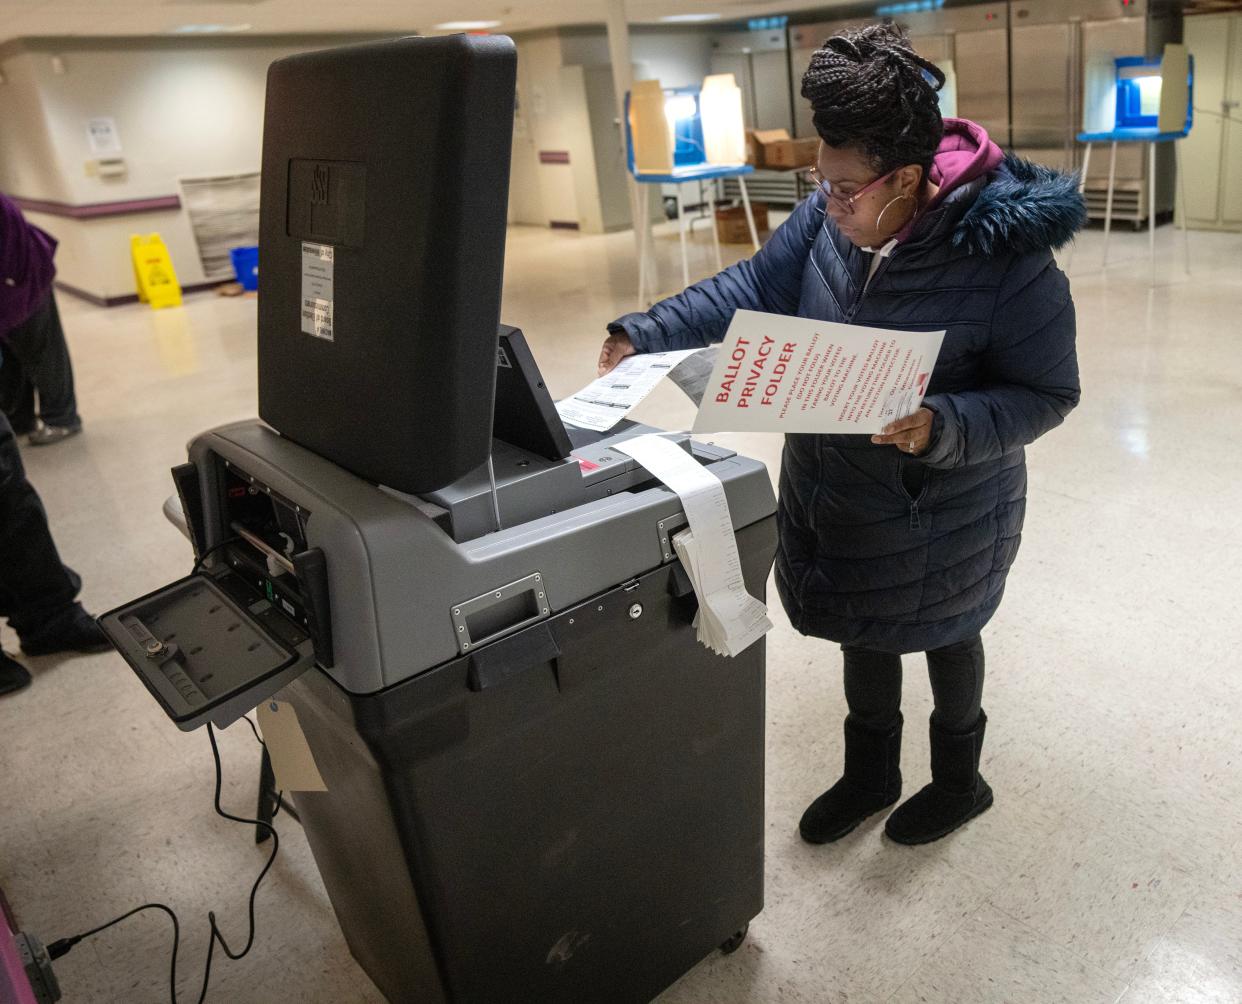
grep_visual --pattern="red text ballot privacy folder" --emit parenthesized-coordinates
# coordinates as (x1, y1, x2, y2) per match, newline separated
(691, 309, 945, 435)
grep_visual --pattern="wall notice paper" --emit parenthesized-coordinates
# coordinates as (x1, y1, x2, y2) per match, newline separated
(692, 309, 945, 434)
(87, 116, 122, 156)
(556, 349, 701, 432)
(613, 434, 772, 657)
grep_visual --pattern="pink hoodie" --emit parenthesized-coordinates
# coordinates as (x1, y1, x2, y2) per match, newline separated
(895, 117, 1004, 244)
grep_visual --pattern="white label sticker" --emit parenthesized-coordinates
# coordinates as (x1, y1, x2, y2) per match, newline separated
(300, 242, 335, 341)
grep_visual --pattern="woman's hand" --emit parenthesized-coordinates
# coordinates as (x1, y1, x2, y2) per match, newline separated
(871, 407, 935, 456)
(598, 332, 637, 375)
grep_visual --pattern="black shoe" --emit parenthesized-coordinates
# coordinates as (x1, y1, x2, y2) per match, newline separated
(800, 713, 903, 844)
(0, 651, 32, 695)
(19, 604, 111, 656)
(885, 711, 993, 846)
(28, 421, 83, 447)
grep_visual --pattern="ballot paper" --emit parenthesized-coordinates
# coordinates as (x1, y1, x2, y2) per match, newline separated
(556, 349, 702, 432)
(691, 310, 945, 435)
(667, 346, 719, 408)
(614, 434, 772, 658)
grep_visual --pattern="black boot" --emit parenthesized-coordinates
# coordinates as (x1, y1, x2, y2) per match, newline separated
(19, 603, 110, 656)
(0, 651, 32, 696)
(800, 713, 902, 844)
(885, 711, 993, 845)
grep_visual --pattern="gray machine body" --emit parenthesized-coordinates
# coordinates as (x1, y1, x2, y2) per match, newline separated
(188, 418, 776, 696)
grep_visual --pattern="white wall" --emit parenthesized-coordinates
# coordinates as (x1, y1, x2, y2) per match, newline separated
(0, 50, 72, 202)
(0, 35, 374, 299)
(0, 28, 719, 293)
(510, 30, 581, 229)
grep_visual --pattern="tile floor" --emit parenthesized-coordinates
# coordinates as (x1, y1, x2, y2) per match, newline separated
(1, 216, 1239, 1004)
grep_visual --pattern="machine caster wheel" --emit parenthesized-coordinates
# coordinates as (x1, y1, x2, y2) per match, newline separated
(719, 923, 748, 955)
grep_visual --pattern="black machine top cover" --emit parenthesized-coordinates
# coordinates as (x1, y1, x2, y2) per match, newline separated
(258, 34, 517, 494)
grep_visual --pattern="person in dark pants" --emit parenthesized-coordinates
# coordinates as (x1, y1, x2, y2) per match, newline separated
(0, 191, 83, 446)
(0, 405, 108, 694)
(598, 23, 1082, 845)
(0, 291, 82, 445)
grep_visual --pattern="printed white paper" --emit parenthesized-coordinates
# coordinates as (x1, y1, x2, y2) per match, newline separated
(613, 434, 772, 657)
(556, 350, 701, 432)
(691, 310, 945, 435)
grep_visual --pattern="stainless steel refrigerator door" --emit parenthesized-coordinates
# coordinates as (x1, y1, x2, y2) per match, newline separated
(752, 48, 795, 133)
(956, 27, 1011, 145)
(1011, 18, 1076, 151)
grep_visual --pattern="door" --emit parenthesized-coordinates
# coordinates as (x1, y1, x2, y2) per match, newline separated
(955, 27, 1011, 145)
(1011, 19, 1074, 151)
(1182, 15, 1230, 224)
(751, 49, 794, 133)
(1223, 16, 1242, 224)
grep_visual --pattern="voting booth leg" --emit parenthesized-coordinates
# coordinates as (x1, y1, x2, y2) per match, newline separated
(676, 183, 691, 288)
(738, 177, 760, 252)
(709, 180, 723, 272)
(1148, 141, 1157, 278)
(276, 518, 776, 1004)
(1175, 140, 1191, 275)
(1102, 140, 1118, 268)
(637, 184, 650, 308)
(1065, 142, 1092, 273)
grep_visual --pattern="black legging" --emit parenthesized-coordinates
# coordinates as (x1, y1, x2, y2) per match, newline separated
(0, 410, 82, 640)
(843, 634, 984, 734)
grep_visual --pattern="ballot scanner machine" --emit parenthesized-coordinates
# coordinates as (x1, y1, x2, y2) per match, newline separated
(100, 35, 778, 1004)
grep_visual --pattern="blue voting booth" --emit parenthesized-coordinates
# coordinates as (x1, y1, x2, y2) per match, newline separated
(1077, 44, 1194, 272)
(625, 82, 760, 306)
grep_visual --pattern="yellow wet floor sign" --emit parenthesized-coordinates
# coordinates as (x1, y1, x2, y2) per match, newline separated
(130, 233, 182, 309)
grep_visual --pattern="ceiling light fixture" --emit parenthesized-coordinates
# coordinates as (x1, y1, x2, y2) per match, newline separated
(658, 13, 722, 22)
(170, 23, 252, 34)
(432, 20, 503, 31)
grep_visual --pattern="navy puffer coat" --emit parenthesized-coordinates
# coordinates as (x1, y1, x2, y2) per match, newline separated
(610, 154, 1084, 653)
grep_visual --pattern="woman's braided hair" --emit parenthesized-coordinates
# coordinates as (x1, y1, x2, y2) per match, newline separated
(800, 22, 946, 177)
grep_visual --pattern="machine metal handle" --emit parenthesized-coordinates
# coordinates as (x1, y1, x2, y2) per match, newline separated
(451, 573, 550, 654)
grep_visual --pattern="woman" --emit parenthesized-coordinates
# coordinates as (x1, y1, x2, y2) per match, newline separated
(597, 23, 1083, 846)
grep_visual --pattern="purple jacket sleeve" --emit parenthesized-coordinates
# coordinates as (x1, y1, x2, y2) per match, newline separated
(607, 193, 823, 353)
(919, 251, 1081, 469)
(0, 193, 58, 336)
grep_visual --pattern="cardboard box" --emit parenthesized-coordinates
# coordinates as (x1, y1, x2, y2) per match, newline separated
(765, 136, 820, 170)
(746, 129, 787, 167)
(746, 129, 820, 170)
(715, 203, 770, 244)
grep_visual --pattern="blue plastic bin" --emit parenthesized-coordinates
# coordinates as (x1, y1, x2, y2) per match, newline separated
(229, 246, 259, 291)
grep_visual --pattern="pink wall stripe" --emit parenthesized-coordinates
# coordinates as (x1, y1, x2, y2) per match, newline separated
(12, 194, 182, 219)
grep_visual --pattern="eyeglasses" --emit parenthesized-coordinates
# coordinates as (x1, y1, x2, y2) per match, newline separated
(804, 166, 899, 215)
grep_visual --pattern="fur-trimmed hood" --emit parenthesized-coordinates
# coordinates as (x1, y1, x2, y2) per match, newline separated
(952, 153, 1087, 257)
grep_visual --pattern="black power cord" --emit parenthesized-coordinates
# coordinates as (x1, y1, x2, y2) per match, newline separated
(47, 722, 279, 1004)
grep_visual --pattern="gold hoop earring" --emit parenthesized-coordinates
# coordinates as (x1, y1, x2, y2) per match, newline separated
(875, 193, 917, 235)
